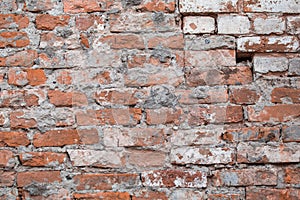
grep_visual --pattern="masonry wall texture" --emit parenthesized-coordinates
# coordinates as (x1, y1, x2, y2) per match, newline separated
(0, 0, 299, 199)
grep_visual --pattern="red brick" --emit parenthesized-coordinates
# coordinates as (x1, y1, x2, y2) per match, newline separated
(92, 70, 112, 84)
(188, 105, 243, 125)
(284, 167, 300, 184)
(80, 33, 90, 48)
(142, 170, 207, 188)
(36, 14, 70, 30)
(0, 131, 29, 147)
(0, 150, 14, 167)
(10, 111, 37, 129)
(73, 192, 131, 200)
(237, 36, 299, 52)
(48, 90, 88, 107)
(0, 90, 39, 107)
(20, 152, 66, 167)
(222, 126, 280, 142)
(146, 108, 182, 125)
(74, 173, 140, 190)
(213, 168, 277, 186)
(271, 88, 300, 103)
(246, 188, 300, 200)
(64, 0, 118, 13)
(248, 105, 300, 122)
(8, 68, 28, 86)
(17, 171, 61, 187)
(99, 34, 145, 49)
(23, 0, 54, 12)
(77, 128, 99, 145)
(147, 34, 184, 49)
(0, 171, 15, 187)
(23, 188, 70, 200)
(39, 32, 64, 49)
(0, 14, 29, 29)
(26, 69, 47, 86)
(186, 67, 252, 86)
(1, 50, 38, 67)
(132, 190, 168, 200)
(0, 32, 29, 48)
(33, 129, 80, 147)
(76, 108, 142, 126)
(0, 113, 5, 126)
(127, 51, 184, 68)
(137, 0, 175, 12)
(103, 127, 166, 147)
(230, 88, 260, 104)
(75, 15, 104, 30)
(126, 150, 165, 168)
(94, 89, 146, 106)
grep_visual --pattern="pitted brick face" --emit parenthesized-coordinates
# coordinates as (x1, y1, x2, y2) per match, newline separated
(0, 0, 299, 199)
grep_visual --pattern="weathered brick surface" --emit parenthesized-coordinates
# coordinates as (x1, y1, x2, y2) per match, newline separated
(244, 0, 300, 13)
(218, 15, 250, 34)
(142, 170, 207, 188)
(180, 0, 239, 13)
(237, 143, 300, 163)
(183, 16, 215, 34)
(213, 168, 278, 186)
(0, 0, 299, 198)
(237, 36, 299, 52)
(171, 147, 235, 165)
(246, 188, 300, 200)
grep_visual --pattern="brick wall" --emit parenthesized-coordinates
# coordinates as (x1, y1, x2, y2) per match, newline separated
(0, 0, 299, 199)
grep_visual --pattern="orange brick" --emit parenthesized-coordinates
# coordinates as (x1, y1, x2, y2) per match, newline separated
(0, 132, 30, 147)
(17, 171, 61, 187)
(36, 14, 70, 30)
(26, 69, 47, 86)
(33, 129, 80, 147)
(20, 152, 66, 167)
(0, 32, 29, 48)
(0, 14, 29, 29)
(48, 90, 88, 107)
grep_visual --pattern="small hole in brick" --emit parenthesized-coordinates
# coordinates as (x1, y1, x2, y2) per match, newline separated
(236, 52, 253, 63)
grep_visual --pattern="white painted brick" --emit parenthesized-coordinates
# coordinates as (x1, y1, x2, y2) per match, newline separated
(237, 36, 299, 52)
(180, 0, 239, 13)
(218, 15, 250, 34)
(287, 16, 300, 34)
(253, 55, 289, 73)
(171, 146, 234, 165)
(253, 15, 285, 34)
(244, 0, 300, 13)
(183, 16, 215, 34)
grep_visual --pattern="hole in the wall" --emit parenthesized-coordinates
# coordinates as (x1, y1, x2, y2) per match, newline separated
(236, 52, 253, 63)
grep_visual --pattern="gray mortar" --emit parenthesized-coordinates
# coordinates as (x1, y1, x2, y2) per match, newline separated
(144, 85, 179, 109)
